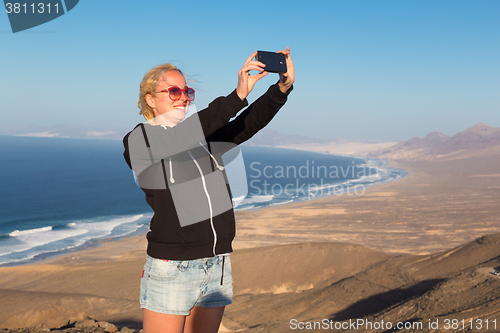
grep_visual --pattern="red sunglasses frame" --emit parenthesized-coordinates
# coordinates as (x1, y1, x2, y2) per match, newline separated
(155, 86, 195, 101)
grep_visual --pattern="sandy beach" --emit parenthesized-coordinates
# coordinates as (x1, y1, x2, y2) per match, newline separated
(1, 142, 500, 331)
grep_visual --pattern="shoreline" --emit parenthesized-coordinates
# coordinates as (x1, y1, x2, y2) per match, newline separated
(11, 140, 496, 260)
(0, 147, 406, 268)
(1, 145, 471, 267)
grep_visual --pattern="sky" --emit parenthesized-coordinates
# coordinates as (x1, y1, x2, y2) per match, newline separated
(1, 0, 499, 142)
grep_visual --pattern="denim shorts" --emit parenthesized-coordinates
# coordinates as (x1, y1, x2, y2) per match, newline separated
(140, 254, 233, 315)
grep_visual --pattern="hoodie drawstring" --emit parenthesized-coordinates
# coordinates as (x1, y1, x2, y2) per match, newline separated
(169, 158, 175, 183)
(199, 143, 224, 171)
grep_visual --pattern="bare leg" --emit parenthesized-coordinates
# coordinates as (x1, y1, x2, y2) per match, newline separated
(142, 308, 186, 333)
(183, 306, 225, 333)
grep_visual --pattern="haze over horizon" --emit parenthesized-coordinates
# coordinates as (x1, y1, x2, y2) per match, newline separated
(1, 1, 499, 142)
(1, 122, 498, 146)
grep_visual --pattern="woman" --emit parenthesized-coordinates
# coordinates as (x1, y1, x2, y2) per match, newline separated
(123, 48, 294, 333)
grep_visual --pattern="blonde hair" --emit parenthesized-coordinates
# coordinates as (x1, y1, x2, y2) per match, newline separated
(138, 64, 183, 123)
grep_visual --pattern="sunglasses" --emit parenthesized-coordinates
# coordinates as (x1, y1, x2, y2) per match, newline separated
(155, 87, 195, 101)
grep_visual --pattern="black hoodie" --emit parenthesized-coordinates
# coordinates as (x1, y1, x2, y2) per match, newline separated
(123, 83, 292, 260)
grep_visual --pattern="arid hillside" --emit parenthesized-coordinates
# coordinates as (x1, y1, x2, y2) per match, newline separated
(224, 234, 500, 332)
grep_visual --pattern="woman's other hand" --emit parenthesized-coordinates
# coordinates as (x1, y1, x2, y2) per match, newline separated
(277, 47, 294, 93)
(236, 51, 268, 101)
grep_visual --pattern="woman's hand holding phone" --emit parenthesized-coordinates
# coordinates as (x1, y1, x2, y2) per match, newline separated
(236, 51, 268, 101)
(235, 48, 294, 100)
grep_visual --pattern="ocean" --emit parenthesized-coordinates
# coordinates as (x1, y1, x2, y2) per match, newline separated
(0, 135, 407, 266)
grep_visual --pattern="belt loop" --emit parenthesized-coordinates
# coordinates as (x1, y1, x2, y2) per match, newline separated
(220, 256, 225, 285)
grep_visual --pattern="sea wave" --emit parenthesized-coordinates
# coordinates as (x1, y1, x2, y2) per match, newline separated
(231, 195, 246, 208)
(269, 199, 295, 206)
(240, 195, 274, 205)
(0, 214, 151, 266)
(9, 226, 53, 237)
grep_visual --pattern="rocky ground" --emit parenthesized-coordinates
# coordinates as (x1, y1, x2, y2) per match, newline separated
(0, 318, 139, 333)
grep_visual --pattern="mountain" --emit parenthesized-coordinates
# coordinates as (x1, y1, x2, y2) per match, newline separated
(373, 123, 500, 160)
(390, 131, 451, 151)
(443, 122, 500, 150)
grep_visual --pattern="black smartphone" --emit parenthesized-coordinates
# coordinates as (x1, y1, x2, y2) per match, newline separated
(255, 51, 287, 73)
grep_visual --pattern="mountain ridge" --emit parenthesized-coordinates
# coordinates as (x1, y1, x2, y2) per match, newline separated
(372, 122, 500, 160)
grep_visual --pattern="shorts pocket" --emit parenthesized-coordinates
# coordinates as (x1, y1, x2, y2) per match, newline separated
(149, 259, 180, 280)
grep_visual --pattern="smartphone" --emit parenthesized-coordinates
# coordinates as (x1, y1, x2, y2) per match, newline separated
(255, 51, 287, 73)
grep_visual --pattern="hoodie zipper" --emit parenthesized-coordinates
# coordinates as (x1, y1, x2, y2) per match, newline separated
(187, 150, 218, 256)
